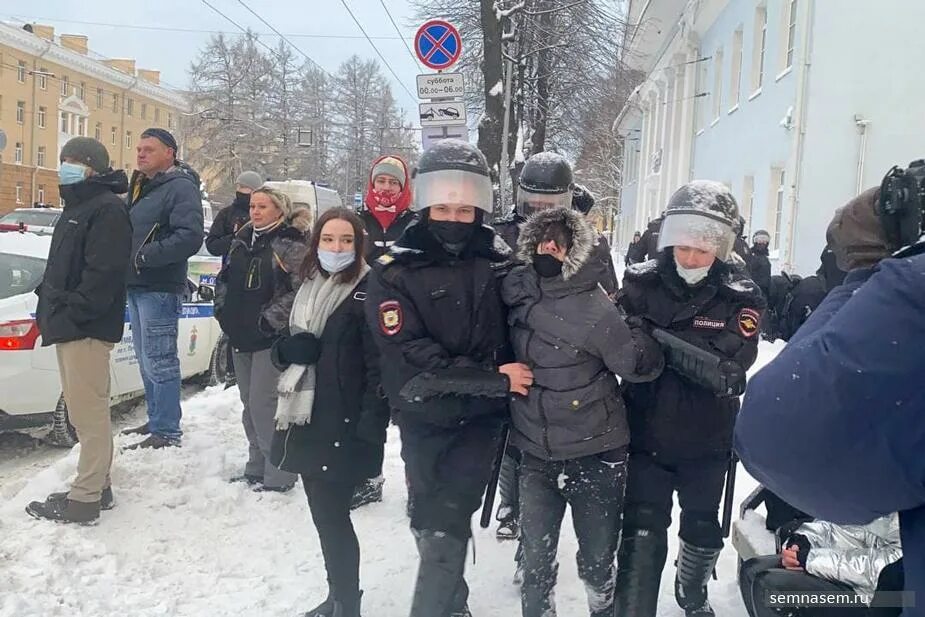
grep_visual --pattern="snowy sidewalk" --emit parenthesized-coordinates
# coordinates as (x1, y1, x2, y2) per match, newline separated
(0, 341, 787, 616)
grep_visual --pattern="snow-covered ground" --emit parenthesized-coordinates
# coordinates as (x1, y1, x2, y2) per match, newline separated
(0, 340, 785, 617)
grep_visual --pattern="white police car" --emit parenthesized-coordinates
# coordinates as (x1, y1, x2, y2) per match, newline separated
(0, 232, 227, 444)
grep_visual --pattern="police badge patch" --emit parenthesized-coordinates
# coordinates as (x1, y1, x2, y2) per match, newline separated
(738, 308, 760, 338)
(379, 300, 403, 336)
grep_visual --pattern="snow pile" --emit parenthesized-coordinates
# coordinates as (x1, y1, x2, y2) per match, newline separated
(488, 80, 503, 97)
(0, 337, 789, 616)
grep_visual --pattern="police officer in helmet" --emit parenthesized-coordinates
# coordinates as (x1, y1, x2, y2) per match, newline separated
(366, 139, 532, 617)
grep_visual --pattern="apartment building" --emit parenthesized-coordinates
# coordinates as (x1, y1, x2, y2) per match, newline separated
(0, 21, 187, 214)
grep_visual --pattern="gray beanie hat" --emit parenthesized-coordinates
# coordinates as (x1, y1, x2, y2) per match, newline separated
(236, 171, 263, 191)
(60, 137, 110, 174)
(371, 156, 406, 187)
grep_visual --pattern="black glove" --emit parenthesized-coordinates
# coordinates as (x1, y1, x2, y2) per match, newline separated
(275, 332, 322, 366)
(630, 328, 665, 377)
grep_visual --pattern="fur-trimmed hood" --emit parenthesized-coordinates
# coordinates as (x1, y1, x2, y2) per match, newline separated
(516, 207, 595, 280)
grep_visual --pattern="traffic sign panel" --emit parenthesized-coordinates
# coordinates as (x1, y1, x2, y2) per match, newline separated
(419, 101, 467, 127)
(415, 20, 462, 71)
(421, 125, 468, 151)
(416, 73, 465, 99)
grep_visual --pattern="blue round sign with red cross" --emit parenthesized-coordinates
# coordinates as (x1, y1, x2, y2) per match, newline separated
(415, 20, 462, 71)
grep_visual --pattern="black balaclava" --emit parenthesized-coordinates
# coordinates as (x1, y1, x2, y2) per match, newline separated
(426, 210, 483, 255)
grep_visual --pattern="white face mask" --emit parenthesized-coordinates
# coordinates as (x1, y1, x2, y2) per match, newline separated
(676, 262, 711, 285)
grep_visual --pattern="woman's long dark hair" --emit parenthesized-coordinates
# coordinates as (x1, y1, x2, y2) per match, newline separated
(299, 207, 367, 283)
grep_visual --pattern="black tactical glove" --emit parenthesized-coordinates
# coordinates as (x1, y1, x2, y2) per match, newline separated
(275, 332, 322, 366)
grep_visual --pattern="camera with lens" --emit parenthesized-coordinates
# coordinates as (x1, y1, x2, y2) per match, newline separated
(879, 159, 925, 250)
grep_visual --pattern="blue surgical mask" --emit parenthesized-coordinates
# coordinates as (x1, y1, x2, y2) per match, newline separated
(59, 162, 88, 186)
(318, 249, 355, 274)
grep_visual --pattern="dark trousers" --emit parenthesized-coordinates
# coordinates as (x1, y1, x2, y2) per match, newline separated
(497, 445, 522, 520)
(623, 450, 728, 548)
(519, 449, 628, 617)
(302, 476, 361, 602)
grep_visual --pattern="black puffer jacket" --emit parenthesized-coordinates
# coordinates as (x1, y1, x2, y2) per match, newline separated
(360, 208, 415, 264)
(126, 162, 204, 293)
(270, 276, 391, 482)
(206, 197, 251, 259)
(639, 217, 662, 261)
(747, 244, 772, 299)
(502, 208, 663, 461)
(365, 220, 514, 427)
(36, 171, 132, 345)
(619, 252, 765, 458)
(214, 210, 311, 352)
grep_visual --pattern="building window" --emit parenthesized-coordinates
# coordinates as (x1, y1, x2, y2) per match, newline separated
(77, 116, 86, 137)
(38, 185, 45, 203)
(730, 28, 744, 107)
(112, 94, 119, 113)
(61, 75, 69, 98)
(96, 87, 104, 108)
(77, 82, 86, 101)
(155, 107, 161, 123)
(126, 130, 133, 149)
(95, 122, 102, 141)
(61, 111, 68, 133)
(38, 67, 48, 90)
(785, 0, 798, 69)
(141, 103, 148, 119)
(17, 60, 27, 83)
(712, 48, 724, 120)
(38, 106, 46, 128)
(16, 100, 25, 124)
(15, 183, 24, 205)
(771, 168, 786, 249)
(14, 142, 23, 164)
(696, 58, 710, 131)
(111, 126, 117, 146)
(167, 113, 174, 130)
(37, 146, 46, 168)
(127, 98, 134, 116)
(752, 6, 768, 93)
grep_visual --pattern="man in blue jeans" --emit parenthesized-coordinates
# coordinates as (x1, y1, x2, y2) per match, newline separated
(122, 128, 203, 449)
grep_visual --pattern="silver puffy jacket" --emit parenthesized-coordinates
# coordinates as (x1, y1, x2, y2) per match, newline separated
(795, 514, 902, 599)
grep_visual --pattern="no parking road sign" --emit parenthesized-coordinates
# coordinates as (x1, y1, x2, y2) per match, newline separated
(415, 20, 462, 71)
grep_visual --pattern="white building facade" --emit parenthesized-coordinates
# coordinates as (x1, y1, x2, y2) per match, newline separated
(615, 0, 925, 274)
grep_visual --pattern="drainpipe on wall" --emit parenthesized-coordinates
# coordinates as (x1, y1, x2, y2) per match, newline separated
(785, 0, 816, 270)
(29, 40, 53, 204)
(854, 115, 871, 195)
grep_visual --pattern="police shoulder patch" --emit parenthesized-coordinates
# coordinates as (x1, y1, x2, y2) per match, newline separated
(378, 300, 403, 336)
(376, 254, 395, 266)
(738, 308, 760, 338)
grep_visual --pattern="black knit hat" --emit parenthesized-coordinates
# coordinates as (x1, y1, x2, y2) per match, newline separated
(141, 127, 178, 155)
(59, 137, 111, 174)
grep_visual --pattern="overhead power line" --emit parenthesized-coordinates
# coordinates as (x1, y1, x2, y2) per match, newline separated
(234, 0, 336, 80)
(198, 0, 283, 61)
(377, 0, 425, 72)
(338, 0, 417, 101)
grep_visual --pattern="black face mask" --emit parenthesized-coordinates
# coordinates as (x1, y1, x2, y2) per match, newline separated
(428, 221, 476, 255)
(533, 253, 564, 278)
(233, 191, 251, 208)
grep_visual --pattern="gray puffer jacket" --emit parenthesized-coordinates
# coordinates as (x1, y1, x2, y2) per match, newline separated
(501, 207, 663, 461)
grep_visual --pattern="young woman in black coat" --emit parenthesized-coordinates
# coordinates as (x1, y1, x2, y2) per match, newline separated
(269, 208, 390, 617)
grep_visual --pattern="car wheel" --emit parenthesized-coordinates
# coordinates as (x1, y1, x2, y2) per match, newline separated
(205, 333, 230, 387)
(47, 394, 78, 448)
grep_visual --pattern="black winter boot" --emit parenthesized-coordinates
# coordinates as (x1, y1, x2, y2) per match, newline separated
(25, 497, 100, 524)
(332, 590, 363, 617)
(613, 528, 668, 617)
(303, 593, 334, 617)
(409, 530, 468, 617)
(674, 540, 722, 617)
(350, 477, 384, 510)
(46, 487, 114, 511)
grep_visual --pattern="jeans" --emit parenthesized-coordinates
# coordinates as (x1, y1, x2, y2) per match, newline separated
(127, 290, 182, 440)
(303, 476, 361, 605)
(519, 448, 628, 617)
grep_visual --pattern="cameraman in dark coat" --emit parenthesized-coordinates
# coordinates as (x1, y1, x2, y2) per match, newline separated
(365, 140, 532, 617)
(615, 181, 765, 617)
(502, 206, 663, 617)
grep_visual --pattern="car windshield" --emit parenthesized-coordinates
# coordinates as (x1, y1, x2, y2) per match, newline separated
(0, 252, 46, 300)
(0, 211, 59, 227)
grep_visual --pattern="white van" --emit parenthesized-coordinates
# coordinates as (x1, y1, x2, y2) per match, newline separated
(261, 180, 343, 223)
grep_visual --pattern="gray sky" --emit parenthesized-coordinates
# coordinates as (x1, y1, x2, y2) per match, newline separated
(7, 1, 428, 116)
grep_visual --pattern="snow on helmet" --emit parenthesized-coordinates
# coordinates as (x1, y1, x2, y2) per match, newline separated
(411, 139, 493, 213)
(517, 152, 574, 217)
(657, 180, 739, 259)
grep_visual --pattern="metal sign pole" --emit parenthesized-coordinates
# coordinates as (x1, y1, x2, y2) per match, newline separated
(498, 56, 514, 212)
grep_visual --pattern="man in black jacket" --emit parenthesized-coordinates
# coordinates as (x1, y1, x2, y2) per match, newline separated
(122, 128, 204, 449)
(206, 170, 263, 261)
(746, 230, 772, 300)
(26, 137, 132, 524)
(366, 140, 533, 617)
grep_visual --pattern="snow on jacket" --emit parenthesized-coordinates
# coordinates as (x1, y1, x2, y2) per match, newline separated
(36, 170, 132, 345)
(214, 210, 310, 352)
(788, 515, 902, 600)
(735, 253, 925, 616)
(501, 207, 663, 461)
(126, 162, 204, 293)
